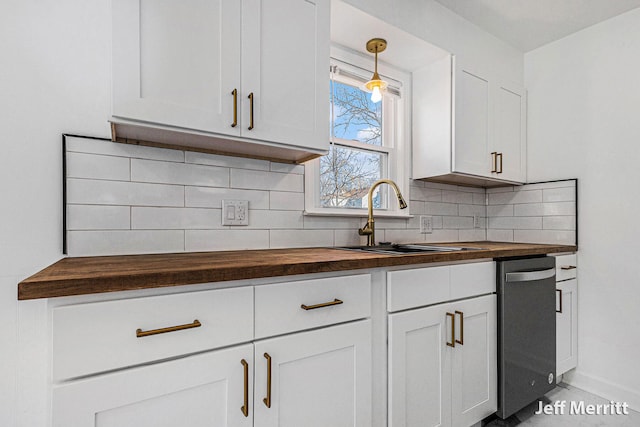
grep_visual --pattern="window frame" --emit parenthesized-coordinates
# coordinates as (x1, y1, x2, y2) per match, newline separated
(304, 45, 412, 218)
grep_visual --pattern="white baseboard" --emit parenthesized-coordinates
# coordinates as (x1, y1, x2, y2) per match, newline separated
(563, 369, 640, 412)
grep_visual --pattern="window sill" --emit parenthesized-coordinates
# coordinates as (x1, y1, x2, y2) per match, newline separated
(303, 208, 413, 219)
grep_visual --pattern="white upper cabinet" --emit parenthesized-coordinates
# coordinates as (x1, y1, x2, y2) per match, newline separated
(241, 0, 329, 152)
(413, 55, 527, 186)
(111, 0, 329, 163)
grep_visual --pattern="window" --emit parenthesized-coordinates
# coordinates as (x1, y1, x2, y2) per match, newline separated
(305, 49, 411, 217)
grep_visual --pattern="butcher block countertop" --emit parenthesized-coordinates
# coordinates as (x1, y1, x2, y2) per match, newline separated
(18, 241, 576, 300)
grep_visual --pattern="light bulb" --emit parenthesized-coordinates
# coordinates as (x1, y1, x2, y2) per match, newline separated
(370, 85, 382, 103)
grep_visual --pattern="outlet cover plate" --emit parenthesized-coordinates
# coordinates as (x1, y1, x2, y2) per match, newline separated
(222, 200, 249, 226)
(420, 215, 433, 234)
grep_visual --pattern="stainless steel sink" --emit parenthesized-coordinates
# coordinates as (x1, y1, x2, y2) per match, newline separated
(335, 243, 482, 255)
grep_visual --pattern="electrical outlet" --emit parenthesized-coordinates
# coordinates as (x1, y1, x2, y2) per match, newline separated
(473, 214, 480, 229)
(420, 215, 433, 234)
(222, 200, 249, 226)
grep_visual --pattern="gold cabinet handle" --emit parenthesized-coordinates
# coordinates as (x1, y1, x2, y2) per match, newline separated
(446, 312, 455, 347)
(263, 353, 272, 408)
(455, 310, 464, 345)
(497, 152, 503, 173)
(231, 89, 238, 128)
(561, 265, 577, 270)
(136, 319, 201, 338)
(241, 359, 249, 417)
(556, 289, 563, 313)
(248, 92, 254, 130)
(300, 298, 343, 311)
(491, 152, 497, 173)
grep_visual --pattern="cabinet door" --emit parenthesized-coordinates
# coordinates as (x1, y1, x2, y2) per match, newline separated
(556, 279, 578, 375)
(388, 304, 452, 427)
(52, 344, 253, 427)
(450, 295, 497, 427)
(241, 0, 330, 151)
(493, 81, 526, 182)
(112, 0, 241, 134)
(453, 59, 492, 178)
(254, 320, 372, 427)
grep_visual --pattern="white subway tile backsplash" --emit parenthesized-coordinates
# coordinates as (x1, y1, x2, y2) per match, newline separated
(543, 187, 576, 202)
(67, 152, 130, 181)
(67, 230, 184, 256)
(131, 158, 229, 187)
(458, 204, 487, 217)
(489, 189, 542, 205)
(185, 230, 269, 251)
(513, 230, 576, 245)
(67, 179, 184, 207)
(543, 216, 576, 230)
(65, 136, 577, 255)
(487, 229, 514, 242)
(489, 216, 543, 230)
(185, 151, 270, 171)
(459, 229, 486, 241)
(185, 187, 269, 209)
(270, 162, 305, 174)
(543, 201, 576, 216)
(514, 203, 544, 216)
(131, 207, 223, 230)
(66, 136, 184, 162)
(269, 229, 334, 248)
(424, 202, 459, 216)
(443, 216, 474, 229)
(487, 204, 514, 217)
(231, 169, 303, 192)
(269, 191, 305, 211)
(442, 190, 474, 204)
(67, 205, 130, 230)
(248, 210, 304, 229)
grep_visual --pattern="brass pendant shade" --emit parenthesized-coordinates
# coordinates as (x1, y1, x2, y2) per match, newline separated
(363, 38, 388, 103)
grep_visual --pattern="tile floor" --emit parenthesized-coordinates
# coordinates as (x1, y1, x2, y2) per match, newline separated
(484, 383, 640, 426)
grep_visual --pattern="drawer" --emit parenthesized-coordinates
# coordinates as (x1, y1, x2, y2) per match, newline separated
(52, 286, 253, 381)
(450, 261, 495, 300)
(254, 274, 371, 339)
(554, 253, 577, 281)
(387, 265, 450, 312)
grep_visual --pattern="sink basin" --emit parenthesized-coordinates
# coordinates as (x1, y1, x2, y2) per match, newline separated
(335, 244, 481, 255)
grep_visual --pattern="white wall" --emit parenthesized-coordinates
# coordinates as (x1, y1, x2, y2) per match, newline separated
(0, 1, 521, 425)
(1, 1, 111, 425)
(525, 7, 640, 409)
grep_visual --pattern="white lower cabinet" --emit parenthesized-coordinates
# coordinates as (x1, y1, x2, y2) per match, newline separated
(389, 294, 497, 427)
(53, 343, 254, 427)
(254, 320, 372, 427)
(554, 253, 578, 376)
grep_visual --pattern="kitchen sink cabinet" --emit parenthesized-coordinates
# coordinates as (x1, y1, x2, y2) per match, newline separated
(111, 0, 329, 162)
(388, 295, 497, 427)
(387, 262, 496, 427)
(413, 55, 526, 186)
(554, 253, 578, 376)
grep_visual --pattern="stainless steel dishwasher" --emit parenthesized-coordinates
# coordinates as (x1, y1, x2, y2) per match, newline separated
(496, 256, 557, 419)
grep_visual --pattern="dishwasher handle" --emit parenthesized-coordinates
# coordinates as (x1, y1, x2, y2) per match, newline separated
(505, 268, 555, 283)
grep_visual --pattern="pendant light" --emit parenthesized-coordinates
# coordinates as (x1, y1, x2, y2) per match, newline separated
(363, 38, 388, 104)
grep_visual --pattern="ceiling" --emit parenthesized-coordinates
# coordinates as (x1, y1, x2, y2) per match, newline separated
(434, 0, 640, 51)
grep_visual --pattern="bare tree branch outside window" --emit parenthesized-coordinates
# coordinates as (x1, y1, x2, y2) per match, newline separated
(320, 81, 386, 208)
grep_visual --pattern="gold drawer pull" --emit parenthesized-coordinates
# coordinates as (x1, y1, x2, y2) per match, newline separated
(491, 152, 498, 173)
(561, 265, 577, 270)
(300, 298, 343, 311)
(136, 319, 201, 338)
(248, 92, 254, 130)
(241, 359, 249, 417)
(446, 312, 455, 348)
(231, 88, 238, 128)
(455, 310, 464, 345)
(263, 353, 272, 408)
(497, 152, 503, 174)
